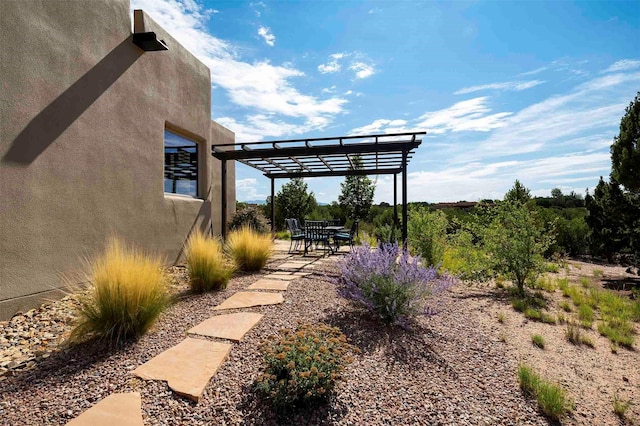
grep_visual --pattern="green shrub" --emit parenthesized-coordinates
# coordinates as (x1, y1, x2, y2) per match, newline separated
(408, 207, 448, 267)
(532, 276, 556, 292)
(227, 226, 273, 272)
(482, 202, 554, 294)
(441, 230, 491, 282)
(70, 238, 169, 345)
(228, 205, 269, 234)
(185, 232, 234, 293)
(274, 230, 290, 240)
(598, 318, 634, 348)
(256, 323, 358, 407)
(518, 364, 572, 421)
(532, 334, 545, 349)
(592, 269, 604, 278)
(613, 394, 632, 418)
(545, 263, 560, 273)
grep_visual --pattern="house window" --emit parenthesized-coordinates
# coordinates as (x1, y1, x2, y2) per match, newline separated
(164, 129, 199, 197)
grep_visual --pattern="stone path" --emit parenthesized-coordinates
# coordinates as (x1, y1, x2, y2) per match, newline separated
(67, 248, 327, 423)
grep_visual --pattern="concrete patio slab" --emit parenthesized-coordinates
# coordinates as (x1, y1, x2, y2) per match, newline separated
(247, 279, 290, 291)
(132, 338, 232, 402)
(266, 272, 311, 280)
(187, 312, 263, 341)
(66, 392, 143, 426)
(213, 291, 284, 310)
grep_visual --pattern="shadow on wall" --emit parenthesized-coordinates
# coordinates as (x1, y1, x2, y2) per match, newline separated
(2, 37, 143, 165)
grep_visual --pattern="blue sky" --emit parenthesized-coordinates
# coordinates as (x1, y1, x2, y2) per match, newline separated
(132, 0, 640, 203)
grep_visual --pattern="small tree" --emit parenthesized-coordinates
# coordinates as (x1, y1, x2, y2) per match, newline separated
(274, 178, 316, 229)
(551, 188, 563, 199)
(408, 207, 448, 267)
(505, 179, 531, 204)
(339, 156, 375, 221)
(482, 202, 553, 294)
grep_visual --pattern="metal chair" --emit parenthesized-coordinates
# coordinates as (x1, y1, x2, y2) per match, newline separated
(304, 220, 332, 256)
(286, 218, 305, 253)
(333, 220, 358, 250)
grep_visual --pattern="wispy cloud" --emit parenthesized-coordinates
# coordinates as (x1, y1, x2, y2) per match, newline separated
(415, 97, 512, 134)
(236, 178, 266, 200)
(132, 0, 348, 139)
(454, 80, 545, 95)
(602, 59, 640, 73)
(349, 61, 375, 79)
(257, 26, 275, 46)
(351, 119, 409, 135)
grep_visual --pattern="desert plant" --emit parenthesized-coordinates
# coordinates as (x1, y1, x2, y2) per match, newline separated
(185, 232, 234, 293)
(578, 304, 594, 328)
(559, 301, 572, 312)
(497, 312, 506, 323)
(518, 364, 573, 420)
(334, 243, 454, 326)
(613, 394, 632, 418)
(70, 238, 169, 345)
(407, 207, 448, 267)
(227, 226, 273, 272)
(255, 323, 358, 408)
(532, 334, 545, 349)
(592, 269, 604, 278)
(482, 202, 554, 294)
(229, 205, 269, 234)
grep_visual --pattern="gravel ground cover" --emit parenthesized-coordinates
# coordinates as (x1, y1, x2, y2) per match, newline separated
(5, 252, 627, 425)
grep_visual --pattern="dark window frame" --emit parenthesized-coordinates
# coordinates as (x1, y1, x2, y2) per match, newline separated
(164, 128, 200, 198)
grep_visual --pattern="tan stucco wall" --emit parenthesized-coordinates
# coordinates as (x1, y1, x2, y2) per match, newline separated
(0, 0, 235, 319)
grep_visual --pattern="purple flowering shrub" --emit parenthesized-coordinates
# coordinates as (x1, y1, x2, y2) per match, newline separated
(335, 243, 455, 325)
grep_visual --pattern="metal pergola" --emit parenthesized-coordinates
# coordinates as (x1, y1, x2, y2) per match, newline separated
(211, 132, 425, 245)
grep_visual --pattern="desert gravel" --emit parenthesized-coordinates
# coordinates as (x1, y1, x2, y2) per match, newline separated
(0, 253, 570, 425)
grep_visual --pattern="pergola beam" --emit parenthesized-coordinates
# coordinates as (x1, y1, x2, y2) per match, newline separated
(266, 167, 403, 179)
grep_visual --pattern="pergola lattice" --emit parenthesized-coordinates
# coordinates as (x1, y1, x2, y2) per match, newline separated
(212, 132, 425, 244)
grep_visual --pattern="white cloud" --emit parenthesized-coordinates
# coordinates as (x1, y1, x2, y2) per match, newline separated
(349, 61, 375, 79)
(602, 59, 640, 73)
(350, 119, 409, 135)
(216, 114, 332, 142)
(132, 0, 348, 137)
(415, 97, 512, 134)
(322, 85, 337, 93)
(236, 178, 266, 200)
(318, 53, 346, 74)
(257, 26, 275, 46)
(454, 80, 545, 95)
(344, 90, 353, 95)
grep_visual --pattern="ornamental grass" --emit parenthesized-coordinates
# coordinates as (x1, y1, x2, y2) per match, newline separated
(185, 232, 234, 292)
(70, 237, 169, 345)
(226, 226, 273, 272)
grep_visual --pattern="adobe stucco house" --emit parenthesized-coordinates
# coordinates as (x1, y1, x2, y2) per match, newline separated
(0, 0, 236, 319)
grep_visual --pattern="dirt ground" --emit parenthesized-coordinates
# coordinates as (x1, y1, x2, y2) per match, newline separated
(454, 259, 639, 425)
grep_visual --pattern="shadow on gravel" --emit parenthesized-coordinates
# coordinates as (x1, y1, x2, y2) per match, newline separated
(236, 384, 348, 425)
(452, 286, 513, 303)
(602, 277, 640, 292)
(1, 339, 130, 395)
(322, 307, 457, 379)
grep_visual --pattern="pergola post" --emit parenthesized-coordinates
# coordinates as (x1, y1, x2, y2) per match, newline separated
(393, 173, 398, 226)
(402, 150, 408, 250)
(270, 177, 275, 234)
(221, 159, 227, 239)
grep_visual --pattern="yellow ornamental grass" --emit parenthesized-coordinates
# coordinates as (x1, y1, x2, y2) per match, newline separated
(70, 237, 169, 345)
(185, 232, 235, 292)
(226, 226, 273, 272)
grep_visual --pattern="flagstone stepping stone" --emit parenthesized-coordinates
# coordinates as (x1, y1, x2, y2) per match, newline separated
(247, 279, 290, 291)
(264, 274, 303, 281)
(278, 262, 316, 269)
(213, 291, 284, 310)
(66, 392, 143, 426)
(132, 338, 232, 402)
(187, 312, 263, 341)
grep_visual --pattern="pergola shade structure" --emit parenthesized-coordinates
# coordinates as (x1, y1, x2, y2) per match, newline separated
(212, 132, 425, 246)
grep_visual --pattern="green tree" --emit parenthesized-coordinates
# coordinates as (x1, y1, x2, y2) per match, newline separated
(339, 156, 375, 221)
(611, 92, 640, 192)
(482, 202, 554, 294)
(551, 188, 563, 199)
(274, 178, 316, 230)
(505, 179, 532, 204)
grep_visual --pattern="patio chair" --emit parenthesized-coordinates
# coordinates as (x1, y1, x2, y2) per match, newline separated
(286, 218, 305, 253)
(333, 219, 358, 250)
(327, 218, 341, 227)
(304, 220, 332, 256)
